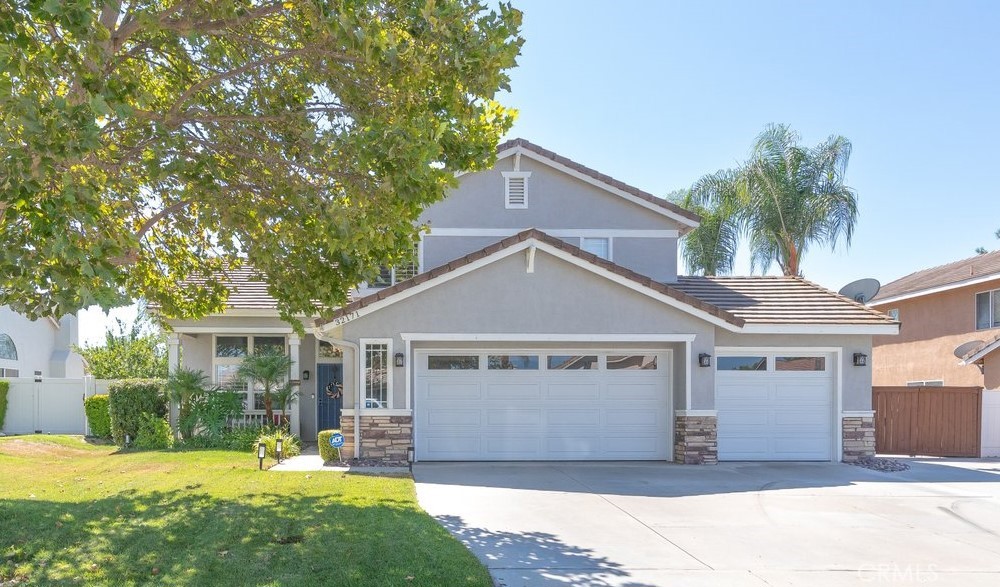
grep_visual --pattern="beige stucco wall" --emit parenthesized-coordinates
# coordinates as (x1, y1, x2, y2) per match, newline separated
(871, 282, 999, 387)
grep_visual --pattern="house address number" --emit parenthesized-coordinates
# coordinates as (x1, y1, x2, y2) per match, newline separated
(333, 311, 359, 326)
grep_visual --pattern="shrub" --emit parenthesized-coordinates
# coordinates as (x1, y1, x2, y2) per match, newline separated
(108, 379, 167, 445)
(221, 424, 268, 451)
(0, 380, 8, 431)
(83, 394, 112, 438)
(166, 368, 212, 440)
(318, 429, 345, 463)
(257, 429, 301, 460)
(134, 413, 173, 450)
(189, 389, 244, 441)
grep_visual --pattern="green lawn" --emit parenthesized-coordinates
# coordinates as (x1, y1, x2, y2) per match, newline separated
(0, 435, 490, 587)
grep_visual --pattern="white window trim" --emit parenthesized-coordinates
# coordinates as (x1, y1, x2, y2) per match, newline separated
(365, 241, 423, 289)
(502, 171, 531, 209)
(975, 288, 1000, 331)
(211, 334, 288, 413)
(359, 338, 393, 411)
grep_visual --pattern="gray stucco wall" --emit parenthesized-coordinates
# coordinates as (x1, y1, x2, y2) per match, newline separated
(0, 307, 83, 378)
(713, 331, 874, 411)
(338, 248, 717, 410)
(180, 333, 212, 375)
(421, 157, 683, 231)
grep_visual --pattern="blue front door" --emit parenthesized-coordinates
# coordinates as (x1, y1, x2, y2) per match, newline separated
(317, 363, 343, 431)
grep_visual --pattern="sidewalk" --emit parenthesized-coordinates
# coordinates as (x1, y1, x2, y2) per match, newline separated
(269, 443, 409, 474)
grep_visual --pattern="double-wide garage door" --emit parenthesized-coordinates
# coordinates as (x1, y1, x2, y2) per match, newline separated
(716, 353, 834, 461)
(414, 350, 670, 461)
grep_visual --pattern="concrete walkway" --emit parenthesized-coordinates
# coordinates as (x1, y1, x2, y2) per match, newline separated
(414, 459, 1000, 587)
(269, 444, 409, 474)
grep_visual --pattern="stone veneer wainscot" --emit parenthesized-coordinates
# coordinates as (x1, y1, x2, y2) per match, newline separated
(342, 415, 413, 461)
(674, 414, 718, 465)
(841, 415, 876, 462)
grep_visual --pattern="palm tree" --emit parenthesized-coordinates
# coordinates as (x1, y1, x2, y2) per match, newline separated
(686, 124, 857, 276)
(670, 179, 741, 276)
(236, 350, 293, 423)
(166, 367, 210, 440)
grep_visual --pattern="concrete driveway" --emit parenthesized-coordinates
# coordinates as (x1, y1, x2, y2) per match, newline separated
(413, 460, 1000, 586)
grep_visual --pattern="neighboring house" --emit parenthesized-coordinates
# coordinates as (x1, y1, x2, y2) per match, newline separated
(160, 139, 897, 464)
(0, 306, 84, 379)
(870, 250, 1000, 389)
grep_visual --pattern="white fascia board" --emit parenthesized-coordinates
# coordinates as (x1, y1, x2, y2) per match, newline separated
(513, 149, 700, 229)
(739, 323, 900, 335)
(715, 345, 844, 353)
(169, 326, 295, 334)
(315, 237, 741, 333)
(400, 333, 697, 342)
(871, 274, 1000, 306)
(427, 228, 679, 238)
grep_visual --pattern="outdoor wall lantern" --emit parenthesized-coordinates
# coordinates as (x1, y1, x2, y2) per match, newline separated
(275, 437, 284, 464)
(34, 371, 42, 382)
(394, 353, 405, 367)
(257, 442, 267, 470)
(853, 353, 868, 367)
(302, 369, 310, 381)
(698, 353, 712, 368)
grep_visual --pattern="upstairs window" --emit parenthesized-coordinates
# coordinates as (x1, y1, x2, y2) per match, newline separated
(976, 289, 1000, 330)
(0, 333, 16, 361)
(581, 237, 611, 261)
(371, 245, 420, 288)
(503, 171, 530, 209)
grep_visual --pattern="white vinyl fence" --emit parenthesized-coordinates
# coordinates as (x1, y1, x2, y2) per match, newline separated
(1, 377, 106, 435)
(984, 390, 1000, 458)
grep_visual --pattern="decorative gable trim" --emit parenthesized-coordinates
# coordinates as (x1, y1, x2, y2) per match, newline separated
(502, 171, 530, 209)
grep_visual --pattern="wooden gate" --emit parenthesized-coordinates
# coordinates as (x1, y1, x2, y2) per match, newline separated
(872, 386, 982, 457)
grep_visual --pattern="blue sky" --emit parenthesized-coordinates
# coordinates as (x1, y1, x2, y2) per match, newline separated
(78, 0, 1000, 344)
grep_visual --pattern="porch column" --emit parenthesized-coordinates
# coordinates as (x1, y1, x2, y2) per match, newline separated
(288, 334, 301, 437)
(167, 333, 181, 435)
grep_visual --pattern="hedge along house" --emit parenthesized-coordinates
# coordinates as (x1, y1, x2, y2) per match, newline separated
(160, 139, 898, 463)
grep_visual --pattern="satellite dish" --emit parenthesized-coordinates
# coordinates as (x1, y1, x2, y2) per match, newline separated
(954, 340, 985, 360)
(839, 278, 881, 304)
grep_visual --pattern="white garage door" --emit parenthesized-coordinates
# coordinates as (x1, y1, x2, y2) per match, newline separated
(716, 353, 834, 461)
(414, 350, 671, 461)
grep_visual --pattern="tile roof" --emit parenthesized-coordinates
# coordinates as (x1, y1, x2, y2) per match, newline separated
(871, 249, 1000, 303)
(496, 138, 702, 225)
(318, 229, 743, 328)
(673, 276, 899, 325)
(150, 266, 280, 311)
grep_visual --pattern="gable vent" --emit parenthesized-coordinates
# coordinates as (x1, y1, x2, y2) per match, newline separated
(503, 171, 530, 209)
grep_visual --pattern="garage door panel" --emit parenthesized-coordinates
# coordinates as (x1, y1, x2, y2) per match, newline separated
(717, 353, 834, 461)
(427, 409, 482, 426)
(486, 408, 542, 426)
(486, 383, 541, 400)
(547, 409, 601, 426)
(549, 383, 598, 400)
(424, 381, 482, 400)
(416, 350, 670, 461)
(605, 382, 661, 400)
(605, 408, 660, 426)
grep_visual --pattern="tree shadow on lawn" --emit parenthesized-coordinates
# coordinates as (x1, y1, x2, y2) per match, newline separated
(0, 489, 491, 587)
(436, 514, 631, 587)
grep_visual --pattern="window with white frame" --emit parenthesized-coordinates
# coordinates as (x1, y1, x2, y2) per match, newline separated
(581, 237, 610, 261)
(502, 171, 530, 209)
(976, 289, 1000, 330)
(887, 308, 899, 321)
(371, 244, 420, 288)
(0, 333, 18, 377)
(362, 340, 391, 409)
(212, 335, 288, 412)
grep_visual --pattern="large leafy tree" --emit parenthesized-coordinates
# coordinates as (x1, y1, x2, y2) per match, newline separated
(75, 314, 168, 379)
(0, 0, 522, 323)
(686, 124, 858, 276)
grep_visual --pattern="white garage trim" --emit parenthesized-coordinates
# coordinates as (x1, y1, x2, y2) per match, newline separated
(715, 347, 843, 461)
(413, 347, 673, 461)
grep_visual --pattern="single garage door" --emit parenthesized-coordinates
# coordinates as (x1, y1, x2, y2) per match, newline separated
(716, 353, 834, 461)
(414, 350, 671, 461)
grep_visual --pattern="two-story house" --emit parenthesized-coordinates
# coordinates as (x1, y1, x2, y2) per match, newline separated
(161, 139, 897, 464)
(0, 306, 84, 379)
(871, 251, 1000, 389)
